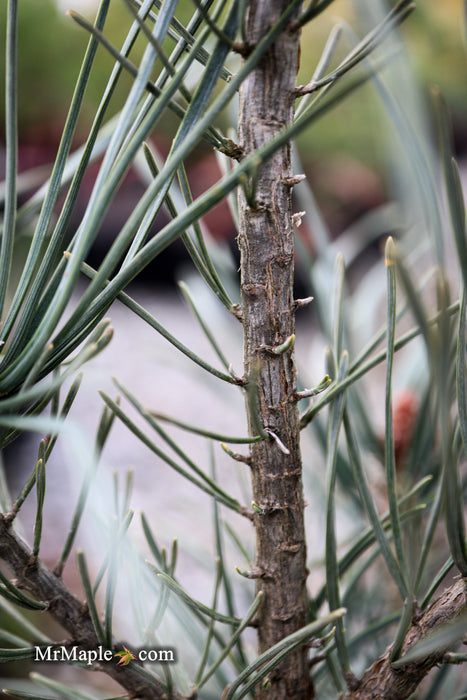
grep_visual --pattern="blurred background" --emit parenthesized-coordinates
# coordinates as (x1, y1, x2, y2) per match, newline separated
(0, 0, 466, 264)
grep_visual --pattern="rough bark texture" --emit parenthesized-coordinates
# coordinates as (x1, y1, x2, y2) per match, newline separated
(341, 577, 467, 699)
(0, 515, 182, 700)
(237, 2, 311, 699)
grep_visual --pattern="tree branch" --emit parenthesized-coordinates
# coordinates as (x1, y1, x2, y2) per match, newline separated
(341, 577, 467, 700)
(237, 2, 311, 698)
(0, 515, 184, 700)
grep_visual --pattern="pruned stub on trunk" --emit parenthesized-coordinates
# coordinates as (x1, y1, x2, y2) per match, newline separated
(237, 1, 312, 698)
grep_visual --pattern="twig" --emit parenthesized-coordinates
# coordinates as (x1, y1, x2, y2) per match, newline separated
(340, 578, 467, 699)
(0, 515, 186, 700)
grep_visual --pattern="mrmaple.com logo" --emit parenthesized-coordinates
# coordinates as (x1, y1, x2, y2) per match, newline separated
(34, 644, 176, 666)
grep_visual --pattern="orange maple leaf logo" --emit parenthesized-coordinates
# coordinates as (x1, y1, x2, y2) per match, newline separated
(115, 646, 136, 666)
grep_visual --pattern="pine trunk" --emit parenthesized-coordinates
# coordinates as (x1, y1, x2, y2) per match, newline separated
(237, 2, 312, 698)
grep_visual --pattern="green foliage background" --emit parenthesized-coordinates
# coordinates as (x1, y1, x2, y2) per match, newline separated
(1, 0, 466, 160)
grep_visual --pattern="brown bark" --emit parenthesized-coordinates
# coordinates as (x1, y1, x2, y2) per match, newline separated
(341, 577, 467, 700)
(0, 515, 182, 700)
(237, 2, 311, 698)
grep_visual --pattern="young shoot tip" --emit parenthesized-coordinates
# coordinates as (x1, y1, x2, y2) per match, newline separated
(385, 236, 397, 266)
